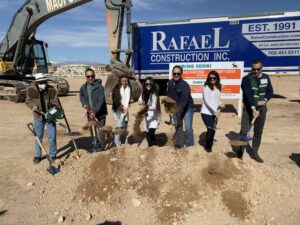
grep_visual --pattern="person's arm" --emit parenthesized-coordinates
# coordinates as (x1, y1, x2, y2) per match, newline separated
(25, 86, 38, 111)
(202, 86, 215, 115)
(241, 76, 256, 109)
(265, 75, 273, 101)
(177, 82, 190, 111)
(79, 85, 88, 108)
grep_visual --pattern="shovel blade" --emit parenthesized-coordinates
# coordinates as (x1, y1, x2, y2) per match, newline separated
(47, 166, 59, 175)
(230, 140, 248, 147)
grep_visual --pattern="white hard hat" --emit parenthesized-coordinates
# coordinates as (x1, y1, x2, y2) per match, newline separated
(34, 73, 49, 82)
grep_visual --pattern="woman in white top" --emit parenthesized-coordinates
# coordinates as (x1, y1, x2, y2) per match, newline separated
(201, 71, 223, 152)
(138, 77, 161, 147)
(112, 73, 131, 147)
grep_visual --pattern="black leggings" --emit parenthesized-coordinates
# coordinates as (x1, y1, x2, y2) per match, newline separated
(147, 128, 156, 147)
(201, 113, 216, 149)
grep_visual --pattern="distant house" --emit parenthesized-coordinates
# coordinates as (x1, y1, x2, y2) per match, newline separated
(91, 64, 106, 76)
(55, 64, 89, 77)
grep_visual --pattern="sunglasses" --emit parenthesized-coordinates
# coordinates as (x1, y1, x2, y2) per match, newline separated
(145, 83, 152, 86)
(86, 75, 95, 79)
(172, 72, 181, 76)
(209, 77, 217, 80)
(252, 68, 262, 71)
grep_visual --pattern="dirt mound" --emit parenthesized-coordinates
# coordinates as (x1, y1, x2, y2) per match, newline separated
(73, 148, 255, 224)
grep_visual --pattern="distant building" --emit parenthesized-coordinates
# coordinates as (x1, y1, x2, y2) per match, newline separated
(56, 64, 89, 77)
(47, 63, 57, 74)
(91, 64, 106, 76)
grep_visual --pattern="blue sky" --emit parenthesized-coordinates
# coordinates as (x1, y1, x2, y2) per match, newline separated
(0, 0, 300, 64)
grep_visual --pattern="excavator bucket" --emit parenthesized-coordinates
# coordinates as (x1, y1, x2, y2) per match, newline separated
(104, 69, 142, 104)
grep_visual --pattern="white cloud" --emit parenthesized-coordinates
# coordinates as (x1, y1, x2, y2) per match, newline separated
(37, 25, 108, 48)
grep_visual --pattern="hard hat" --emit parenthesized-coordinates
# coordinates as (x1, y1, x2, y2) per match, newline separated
(34, 73, 49, 83)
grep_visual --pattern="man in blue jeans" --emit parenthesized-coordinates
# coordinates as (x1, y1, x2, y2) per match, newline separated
(167, 65, 194, 148)
(26, 74, 60, 164)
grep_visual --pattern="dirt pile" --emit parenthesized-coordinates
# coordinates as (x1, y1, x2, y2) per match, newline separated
(22, 144, 299, 225)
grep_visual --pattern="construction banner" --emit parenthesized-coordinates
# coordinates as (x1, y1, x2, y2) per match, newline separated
(169, 61, 244, 99)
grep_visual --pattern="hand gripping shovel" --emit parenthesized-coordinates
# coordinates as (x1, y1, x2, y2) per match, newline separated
(34, 109, 81, 159)
(27, 123, 58, 175)
(230, 115, 257, 147)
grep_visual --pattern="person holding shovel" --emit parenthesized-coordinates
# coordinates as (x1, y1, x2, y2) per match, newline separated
(112, 73, 131, 147)
(80, 68, 108, 152)
(26, 73, 60, 164)
(138, 77, 161, 147)
(237, 59, 273, 163)
(167, 65, 194, 149)
(201, 71, 223, 152)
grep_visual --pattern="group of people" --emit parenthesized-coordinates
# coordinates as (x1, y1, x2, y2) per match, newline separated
(26, 59, 273, 165)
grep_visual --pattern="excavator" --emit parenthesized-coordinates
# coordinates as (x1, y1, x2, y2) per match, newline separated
(0, 0, 141, 103)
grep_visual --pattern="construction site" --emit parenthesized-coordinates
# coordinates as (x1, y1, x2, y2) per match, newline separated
(0, 75, 299, 225)
(0, 0, 300, 224)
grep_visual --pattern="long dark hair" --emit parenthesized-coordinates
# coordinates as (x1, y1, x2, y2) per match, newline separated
(142, 77, 160, 112)
(204, 70, 222, 91)
(142, 77, 159, 104)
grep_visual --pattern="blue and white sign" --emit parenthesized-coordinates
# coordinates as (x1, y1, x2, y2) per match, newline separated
(133, 12, 300, 77)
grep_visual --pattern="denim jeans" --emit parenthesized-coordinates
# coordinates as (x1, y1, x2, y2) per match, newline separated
(173, 107, 194, 147)
(114, 112, 128, 146)
(88, 117, 106, 149)
(239, 106, 268, 153)
(33, 120, 56, 158)
(201, 113, 216, 149)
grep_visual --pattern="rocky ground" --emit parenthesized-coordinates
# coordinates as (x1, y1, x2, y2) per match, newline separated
(0, 75, 299, 225)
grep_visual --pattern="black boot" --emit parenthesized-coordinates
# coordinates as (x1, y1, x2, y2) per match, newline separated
(250, 152, 264, 163)
(236, 147, 244, 159)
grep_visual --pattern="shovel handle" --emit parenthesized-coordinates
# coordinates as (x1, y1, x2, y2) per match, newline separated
(26, 123, 48, 156)
(27, 123, 35, 135)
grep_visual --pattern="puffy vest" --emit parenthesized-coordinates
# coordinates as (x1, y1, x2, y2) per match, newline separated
(246, 73, 269, 105)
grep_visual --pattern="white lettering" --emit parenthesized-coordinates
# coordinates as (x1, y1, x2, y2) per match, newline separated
(151, 27, 230, 52)
(46, 0, 53, 11)
(201, 35, 211, 49)
(187, 36, 200, 50)
(52, 0, 59, 10)
(45, 0, 78, 12)
(213, 28, 230, 48)
(180, 36, 189, 50)
(152, 31, 167, 51)
(167, 38, 179, 50)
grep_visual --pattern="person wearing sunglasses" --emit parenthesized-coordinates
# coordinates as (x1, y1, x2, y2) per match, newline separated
(26, 73, 60, 164)
(138, 77, 161, 147)
(80, 68, 108, 152)
(112, 73, 132, 147)
(237, 59, 273, 163)
(201, 71, 223, 152)
(167, 65, 194, 149)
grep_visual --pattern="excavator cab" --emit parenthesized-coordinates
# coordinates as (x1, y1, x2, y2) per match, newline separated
(16, 38, 48, 75)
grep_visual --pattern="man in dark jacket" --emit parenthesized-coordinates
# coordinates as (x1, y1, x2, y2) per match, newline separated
(167, 65, 194, 148)
(237, 59, 273, 163)
(80, 68, 108, 151)
(26, 73, 60, 164)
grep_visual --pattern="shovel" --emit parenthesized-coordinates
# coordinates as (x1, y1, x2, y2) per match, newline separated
(230, 115, 257, 147)
(34, 109, 81, 159)
(27, 123, 58, 175)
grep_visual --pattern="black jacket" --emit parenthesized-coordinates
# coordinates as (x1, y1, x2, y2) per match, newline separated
(167, 78, 194, 113)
